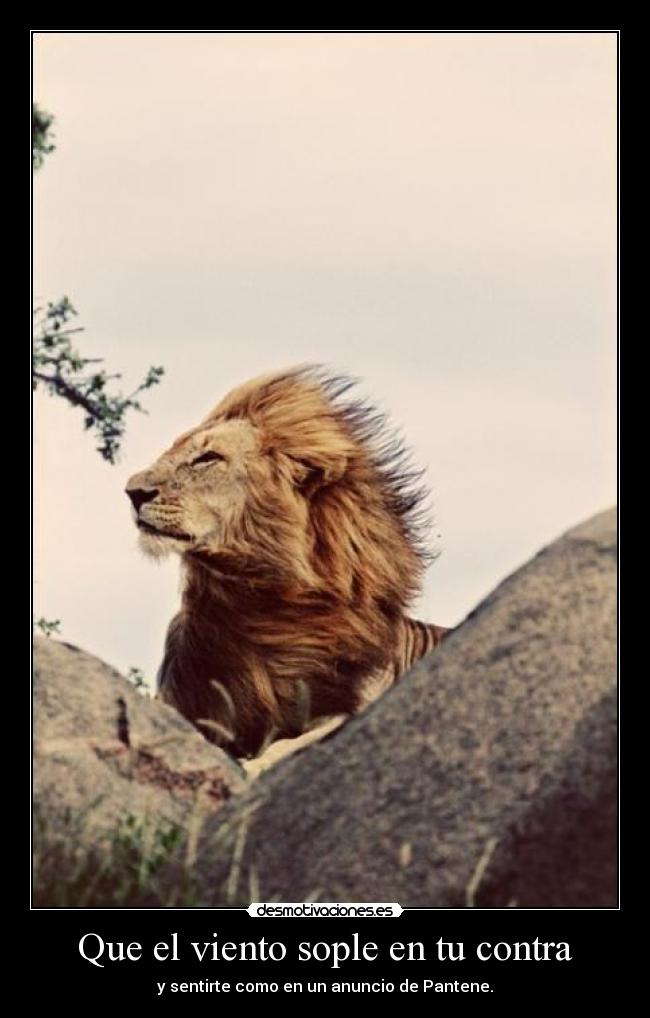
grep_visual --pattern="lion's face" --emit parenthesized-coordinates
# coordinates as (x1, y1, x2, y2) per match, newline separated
(126, 368, 427, 603)
(125, 418, 262, 558)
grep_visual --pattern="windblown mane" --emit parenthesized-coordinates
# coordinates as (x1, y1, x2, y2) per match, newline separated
(159, 366, 437, 756)
(205, 364, 433, 577)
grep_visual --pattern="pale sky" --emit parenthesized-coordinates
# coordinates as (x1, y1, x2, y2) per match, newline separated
(33, 32, 617, 684)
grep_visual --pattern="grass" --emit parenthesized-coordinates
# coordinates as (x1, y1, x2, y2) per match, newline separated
(34, 802, 187, 907)
(32, 796, 261, 908)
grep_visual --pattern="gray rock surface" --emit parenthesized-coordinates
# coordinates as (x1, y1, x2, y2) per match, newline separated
(34, 637, 245, 904)
(195, 508, 617, 907)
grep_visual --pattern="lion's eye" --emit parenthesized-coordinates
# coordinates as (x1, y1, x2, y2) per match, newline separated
(191, 450, 226, 466)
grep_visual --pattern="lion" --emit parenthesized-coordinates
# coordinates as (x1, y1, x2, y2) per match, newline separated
(126, 366, 448, 759)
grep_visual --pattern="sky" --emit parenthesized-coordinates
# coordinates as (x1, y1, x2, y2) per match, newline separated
(33, 32, 617, 684)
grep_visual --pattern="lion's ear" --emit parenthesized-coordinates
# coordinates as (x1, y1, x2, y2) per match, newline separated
(290, 454, 347, 498)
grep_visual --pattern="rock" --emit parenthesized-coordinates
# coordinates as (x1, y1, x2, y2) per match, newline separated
(33, 637, 245, 906)
(195, 508, 617, 907)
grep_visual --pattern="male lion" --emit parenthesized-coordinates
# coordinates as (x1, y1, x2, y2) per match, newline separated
(126, 367, 448, 759)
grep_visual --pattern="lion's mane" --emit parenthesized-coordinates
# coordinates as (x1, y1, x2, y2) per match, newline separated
(159, 366, 435, 756)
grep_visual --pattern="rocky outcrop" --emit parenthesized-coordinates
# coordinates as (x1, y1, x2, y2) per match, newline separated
(193, 508, 617, 907)
(33, 637, 245, 906)
(33, 508, 617, 908)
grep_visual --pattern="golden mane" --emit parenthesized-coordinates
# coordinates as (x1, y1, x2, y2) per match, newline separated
(206, 365, 432, 577)
(149, 366, 439, 757)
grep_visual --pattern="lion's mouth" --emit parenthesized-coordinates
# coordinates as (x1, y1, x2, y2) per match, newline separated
(137, 520, 192, 542)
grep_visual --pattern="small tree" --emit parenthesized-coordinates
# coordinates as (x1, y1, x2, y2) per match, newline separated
(33, 298, 164, 463)
(33, 103, 56, 170)
(33, 105, 164, 462)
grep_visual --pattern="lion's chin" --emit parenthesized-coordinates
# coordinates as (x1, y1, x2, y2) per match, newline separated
(137, 525, 194, 559)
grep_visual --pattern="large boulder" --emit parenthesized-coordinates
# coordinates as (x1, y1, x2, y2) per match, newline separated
(33, 637, 245, 906)
(194, 508, 617, 907)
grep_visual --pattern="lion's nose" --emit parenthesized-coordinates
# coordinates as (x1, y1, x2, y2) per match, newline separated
(126, 487, 159, 513)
